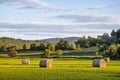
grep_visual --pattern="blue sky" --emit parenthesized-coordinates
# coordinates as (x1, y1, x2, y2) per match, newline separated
(0, 0, 120, 40)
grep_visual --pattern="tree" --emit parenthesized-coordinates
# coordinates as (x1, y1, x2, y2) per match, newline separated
(71, 43, 77, 50)
(64, 40, 70, 50)
(101, 33, 111, 45)
(8, 50, 17, 57)
(110, 29, 117, 44)
(47, 43, 55, 51)
(56, 50, 63, 57)
(77, 45, 81, 50)
(0, 45, 7, 52)
(95, 52, 99, 57)
(103, 45, 117, 58)
(56, 39, 70, 50)
(30, 44, 36, 50)
(38, 43, 46, 51)
(56, 39, 65, 50)
(23, 44, 27, 50)
(117, 29, 120, 43)
(43, 49, 51, 57)
(75, 36, 90, 48)
(117, 44, 120, 56)
(87, 36, 97, 47)
(111, 29, 116, 36)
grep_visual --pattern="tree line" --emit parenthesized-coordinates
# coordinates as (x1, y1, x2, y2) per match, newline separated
(0, 28, 120, 59)
(0, 28, 120, 52)
(29, 39, 81, 51)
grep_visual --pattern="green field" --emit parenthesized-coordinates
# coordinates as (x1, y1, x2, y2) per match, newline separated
(0, 58, 120, 80)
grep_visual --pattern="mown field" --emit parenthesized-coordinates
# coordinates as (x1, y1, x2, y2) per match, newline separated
(0, 58, 120, 80)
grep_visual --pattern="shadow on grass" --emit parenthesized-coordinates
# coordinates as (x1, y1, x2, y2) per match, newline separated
(103, 74, 120, 78)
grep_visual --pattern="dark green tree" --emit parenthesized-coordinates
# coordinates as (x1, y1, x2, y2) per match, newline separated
(47, 43, 55, 51)
(101, 33, 111, 45)
(0, 45, 7, 52)
(38, 43, 46, 51)
(30, 44, 36, 50)
(111, 29, 116, 36)
(102, 45, 117, 58)
(110, 29, 117, 44)
(75, 36, 90, 48)
(117, 29, 120, 43)
(56, 39, 70, 50)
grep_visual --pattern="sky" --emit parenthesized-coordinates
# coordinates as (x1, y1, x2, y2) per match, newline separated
(0, 0, 120, 40)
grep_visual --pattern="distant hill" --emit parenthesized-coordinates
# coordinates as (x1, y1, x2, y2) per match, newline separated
(64, 37, 79, 44)
(40, 37, 79, 44)
(0, 37, 41, 50)
(0, 37, 79, 50)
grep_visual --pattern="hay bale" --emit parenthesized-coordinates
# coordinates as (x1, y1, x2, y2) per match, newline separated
(93, 59, 106, 68)
(103, 57, 110, 62)
(39, 59, 53, 68)
(50, 59, 53, 64)
(22, 58, 30, 64)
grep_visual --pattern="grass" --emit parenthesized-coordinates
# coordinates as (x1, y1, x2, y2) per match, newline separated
(52, 47, 101, 57)
(0, 47, 119, 80)
(0, 58, 120, 80)
(0, 47, 99, 58)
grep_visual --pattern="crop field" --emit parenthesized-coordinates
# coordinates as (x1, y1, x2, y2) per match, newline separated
(0, 58, 120, 80)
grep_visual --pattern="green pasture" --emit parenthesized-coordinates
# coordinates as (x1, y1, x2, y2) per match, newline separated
(0, 58, 120, 80)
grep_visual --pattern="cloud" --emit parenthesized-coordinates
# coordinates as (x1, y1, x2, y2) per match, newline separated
(0, 0, 120, 12)
(0, 0, 69, 12)
(0, 21, 119, 40)
(56, 14, 120, 23)
(83, 4, 120, 10)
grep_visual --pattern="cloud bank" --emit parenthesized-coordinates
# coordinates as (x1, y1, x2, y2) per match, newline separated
(0, 21, 119, 40)
(56, 14, 120, 23)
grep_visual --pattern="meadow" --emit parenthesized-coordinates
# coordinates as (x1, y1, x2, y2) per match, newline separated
(0, 57, 120, 80)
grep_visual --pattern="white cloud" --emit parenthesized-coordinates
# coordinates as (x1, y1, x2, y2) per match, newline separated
(56, 14, 120, 24)
(83, 4, 120, 10)
(0, 0, 120, 12)
(0, 0, 69, 12)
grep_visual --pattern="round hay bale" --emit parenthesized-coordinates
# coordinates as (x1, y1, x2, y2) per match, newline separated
(50, 59, 53, 65)
(103, 57, 110, 62)
(93, 59, 106, 68)
(39, 59, 53, 68)
(22, 58, 30, 64)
